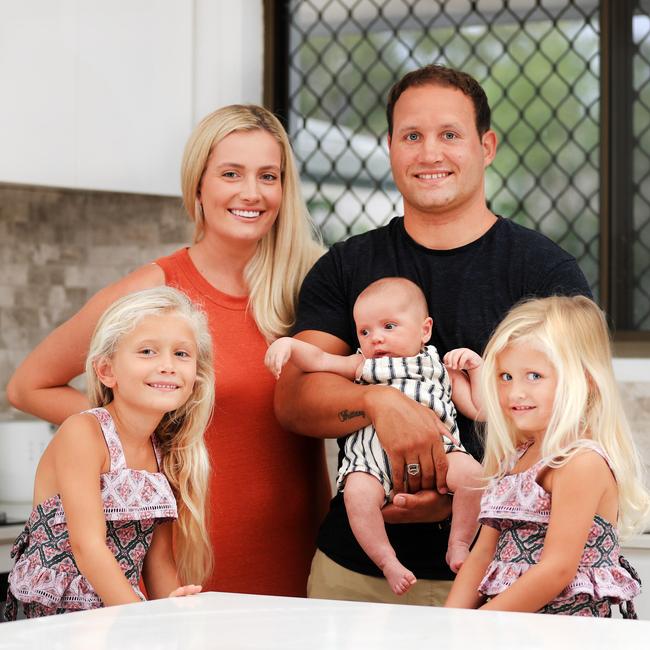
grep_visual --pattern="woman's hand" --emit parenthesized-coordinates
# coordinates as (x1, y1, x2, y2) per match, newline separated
(169, 585, 202, 598)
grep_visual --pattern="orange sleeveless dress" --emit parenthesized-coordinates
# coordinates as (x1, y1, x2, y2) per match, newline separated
(156, 248, 330, 596)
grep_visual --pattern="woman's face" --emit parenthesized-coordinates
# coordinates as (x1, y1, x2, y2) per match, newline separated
(198, 129, 283, 250)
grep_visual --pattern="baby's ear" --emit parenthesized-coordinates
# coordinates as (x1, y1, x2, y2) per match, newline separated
(94, 356, 117, 388)
(421, 317, 433, 345)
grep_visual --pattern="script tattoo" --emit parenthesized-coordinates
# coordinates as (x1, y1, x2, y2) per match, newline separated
(338, 409, 365, 422)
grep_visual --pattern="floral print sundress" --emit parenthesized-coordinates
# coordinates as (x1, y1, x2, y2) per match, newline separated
(4, 408, 177, 620)
(478, 441, 641, 617)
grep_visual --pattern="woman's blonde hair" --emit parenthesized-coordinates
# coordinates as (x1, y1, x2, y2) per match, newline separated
(86, 287, 214, 583)
(181, 104, 324, 342)
(481, 295, 650, 537)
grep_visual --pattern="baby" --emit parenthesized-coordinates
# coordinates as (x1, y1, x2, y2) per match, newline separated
(266, 277, 483, 595)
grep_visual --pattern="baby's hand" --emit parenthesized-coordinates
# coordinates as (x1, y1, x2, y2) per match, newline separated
(169, 584, 202, 598)
(443, 348, 482, 371)
(264, 337, 294, 379)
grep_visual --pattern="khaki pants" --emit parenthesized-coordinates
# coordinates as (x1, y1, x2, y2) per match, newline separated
(307, 549, 452, 606)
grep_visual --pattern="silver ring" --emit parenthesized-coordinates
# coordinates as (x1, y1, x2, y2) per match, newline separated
(406, 463, 420, 476)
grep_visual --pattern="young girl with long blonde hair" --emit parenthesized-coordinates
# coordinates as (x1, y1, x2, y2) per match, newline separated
(4, 287, 213, 619)
(446, 295, 649, 617)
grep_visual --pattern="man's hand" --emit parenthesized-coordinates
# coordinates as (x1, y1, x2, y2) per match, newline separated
(382, 491, 452, 524)
(364, 385, 451, 494)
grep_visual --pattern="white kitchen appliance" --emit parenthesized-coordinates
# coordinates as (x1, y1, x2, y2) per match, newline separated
(0, 419, 54, 520)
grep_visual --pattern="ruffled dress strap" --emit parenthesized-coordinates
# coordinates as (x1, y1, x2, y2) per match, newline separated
(85, 408, 178, 522)
(151, 433, 164, 471)
(507, 439, 539, 471)
(479, 441, 551, 526)
(87, 407, 127, 471)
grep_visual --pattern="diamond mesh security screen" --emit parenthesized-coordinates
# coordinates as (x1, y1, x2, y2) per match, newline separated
(633, 1, 650, 329)
(287, 0, 601, 296)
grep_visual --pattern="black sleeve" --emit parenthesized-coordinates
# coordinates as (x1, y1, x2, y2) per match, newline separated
(293, 247, 356, 349)
(536, 258, 593, 299)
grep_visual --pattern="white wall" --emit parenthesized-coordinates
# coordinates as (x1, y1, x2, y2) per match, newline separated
(613, 359, 650, 383)
(0, 0, 264, 196)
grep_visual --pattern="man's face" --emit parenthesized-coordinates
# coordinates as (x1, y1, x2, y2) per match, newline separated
(388, 84, 496, 220)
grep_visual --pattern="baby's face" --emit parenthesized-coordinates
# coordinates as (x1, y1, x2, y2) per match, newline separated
(353, 291, 431, 359)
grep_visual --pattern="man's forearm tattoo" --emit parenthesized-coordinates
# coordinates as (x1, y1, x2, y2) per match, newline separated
(338, 409, 365, 422)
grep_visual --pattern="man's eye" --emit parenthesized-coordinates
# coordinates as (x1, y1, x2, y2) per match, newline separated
(443, 131, 456, 140)
(406, 132, 419, 141)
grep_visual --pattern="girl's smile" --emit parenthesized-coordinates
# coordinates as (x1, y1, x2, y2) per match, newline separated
(147, 381, 182, 391)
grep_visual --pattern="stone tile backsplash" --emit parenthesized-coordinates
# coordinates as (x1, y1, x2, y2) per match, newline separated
(0, 182, 191, 415)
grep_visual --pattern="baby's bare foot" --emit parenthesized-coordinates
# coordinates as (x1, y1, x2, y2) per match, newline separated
(446, 541, 470, 573)
(381, 558, 417, 595)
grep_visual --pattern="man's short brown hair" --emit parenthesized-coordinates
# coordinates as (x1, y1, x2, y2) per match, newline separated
(386, 64, 491, 138)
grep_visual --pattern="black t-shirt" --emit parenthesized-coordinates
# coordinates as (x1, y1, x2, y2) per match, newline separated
(294, 215, 592, 580)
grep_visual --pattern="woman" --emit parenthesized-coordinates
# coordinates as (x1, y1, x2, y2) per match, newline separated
(7, 105, 331, 597)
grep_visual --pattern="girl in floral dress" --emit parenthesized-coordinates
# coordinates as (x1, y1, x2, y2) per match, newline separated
(4, 287, 214, 619)
(446, 295, 649, 617)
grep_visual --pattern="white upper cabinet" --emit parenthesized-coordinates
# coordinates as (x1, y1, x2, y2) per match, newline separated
(0, 0, 263, 195)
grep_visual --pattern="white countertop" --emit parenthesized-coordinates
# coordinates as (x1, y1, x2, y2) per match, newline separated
(1, 591, 649, 650)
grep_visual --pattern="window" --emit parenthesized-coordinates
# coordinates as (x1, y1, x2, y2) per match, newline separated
(266, 0, 650, 338)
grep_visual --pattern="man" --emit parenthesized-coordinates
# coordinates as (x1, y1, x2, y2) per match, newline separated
(275, 64, 591, 606)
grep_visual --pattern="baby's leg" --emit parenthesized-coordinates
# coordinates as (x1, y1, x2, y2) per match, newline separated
(343, 472, 416, 595)
(445, 452, 483, 573)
